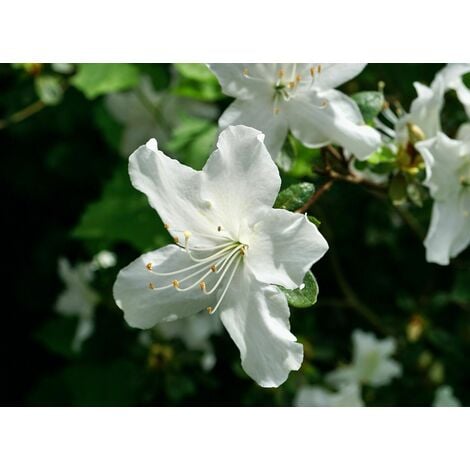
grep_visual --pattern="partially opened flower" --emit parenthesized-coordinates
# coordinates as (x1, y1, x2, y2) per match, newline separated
(327, 330, 402, 387)
(208, 64, 381, 161)
(55, 258, 100, 352)
(113, 125, 328, 387)
(416, 133, 470, 265)
(294, 382, 363, 407)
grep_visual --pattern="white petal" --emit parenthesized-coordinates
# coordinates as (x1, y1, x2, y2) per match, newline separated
(312, 63, 367, 90)
(208, 64, 275, 99)
(218, 98, 289, 159)
(72, 317, 95, 352)
(433, 385, 461, 407)
(201, 125, 281, 239)
(287, 91, 381, 160)
(113, 245, 217, 329)
(219, 265, 303, 387)
(409, 81, 443, 138)
(129, 139, 220, 246)
(416, 133, 465, 200)
(246, 209, 328, 289)
(434, 64, 470, 118)
(424, 195, 470, 265)
(457, 122, 470, 144)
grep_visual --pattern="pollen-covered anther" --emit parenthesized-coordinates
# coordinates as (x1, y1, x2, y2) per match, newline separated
(183, 230, 192, 240)
(146, 262, 153, 271)
(199, 281, 206, 291)
(172, 280, 180, 289)
(173, 236, 179, 244)
(210, 264, 217, 272)
(148, 282, 155, 290)
(295, 74, 302, 83)
(317, 64, 322, 73)
(243, 67, 249, 77)
(207, 306, 213, 314)
(278, 68, 285, 79)
(240, 245, 248, 256)
(310, 66, 315, 77)
(163, 223, 169, 230)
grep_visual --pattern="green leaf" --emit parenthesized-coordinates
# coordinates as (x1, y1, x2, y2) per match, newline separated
(274, 182, 315, 211)
(451, 268, 470, 304)
(35, 75, 63, 105)
(71, 64, 140, 99)
(173, 64, 223, 101)
(307, 215, 321, 227)
(73, 165, 170, 252)
(351, 91, 384, 123)
(280, 271, 319, 308)
(167, 115, 217, 170)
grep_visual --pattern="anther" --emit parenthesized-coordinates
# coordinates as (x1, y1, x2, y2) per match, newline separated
(146, 262, 153, 271)
(243, 67, 249, 77)
(210, 265, 217, 272)
(207, 306, 213, 314)
(217, 226, 222, 232)
(296, 74, 301, 82)
(184, 230, 191, 240)
(148, 282, 155, 289)
(199, 281, 206, 291)
(278, 68, 285, 78)
(317, 64, 322, 73)
(163, 223, 169, 230)
(310, 66, 315, 77)
(172, 280, 180, 288)
(173, 236, 179, 244)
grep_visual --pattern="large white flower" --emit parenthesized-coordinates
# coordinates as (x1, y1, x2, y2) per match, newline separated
(294, 382, 363, 407)
(416, 133, 470, 265)
(113, 125, 329, 387)
(327, 330, 402, 387)
(208, 64, 381, 161)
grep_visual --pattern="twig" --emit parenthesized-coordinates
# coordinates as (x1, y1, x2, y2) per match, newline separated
(0, 100, 46, 130)
(297, 180, 334, 213)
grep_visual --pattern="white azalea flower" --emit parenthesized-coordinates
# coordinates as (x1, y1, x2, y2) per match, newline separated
(294, 382, 363, 407)
(327, 330, 402, 387)
(113, 125, 329, 387)
(433, 385, 461, 407)
(106, 75, 217, 157)
(91, 250, 117, 270)
(55, 258, 100, 352)
(208, 64, 381, 161)
(415, 133, 470, 265)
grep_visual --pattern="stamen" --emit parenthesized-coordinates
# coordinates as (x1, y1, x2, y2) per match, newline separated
(184, 241, 236, 263)
(207, 257, 242, 315)
(210, 265, 217, 272)
(172, 280, 180, 288)
(278, 68, 285, 79)
(203, 250, 241, 295)
(146, 262, 153, 271)
(310, 66, 315, 77)
(243, 67, 249, 77)
(317, 64, 322, 73)
(163, 223, 169, 230)
(199, 281, 206, 291)
(173, 236, 179, 244)
(148, 282, 155, 289)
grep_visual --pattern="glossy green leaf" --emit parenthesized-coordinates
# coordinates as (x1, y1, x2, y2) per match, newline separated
(274, 182, 315, 212)
(280, 271, 319, 308)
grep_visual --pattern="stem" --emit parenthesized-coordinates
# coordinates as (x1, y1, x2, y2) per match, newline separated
(0, 100, 46, 130)
(297, 180, 334, 213)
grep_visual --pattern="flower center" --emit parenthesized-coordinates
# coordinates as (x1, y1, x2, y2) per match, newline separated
(145, 226, 248, 315)
(242, 65, 327, 115)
